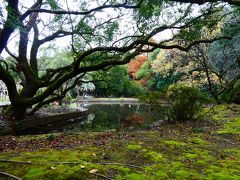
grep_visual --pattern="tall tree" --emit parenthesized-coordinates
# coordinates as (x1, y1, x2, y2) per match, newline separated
(0, 0, 237, 126)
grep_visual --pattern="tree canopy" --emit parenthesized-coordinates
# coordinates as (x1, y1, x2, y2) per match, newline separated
(0, 0, 240, 121)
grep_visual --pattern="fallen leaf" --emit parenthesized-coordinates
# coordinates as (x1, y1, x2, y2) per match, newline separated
(89, 169, 98, 174)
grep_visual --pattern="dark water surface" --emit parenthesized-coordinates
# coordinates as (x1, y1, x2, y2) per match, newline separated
(63, 103, 165, 133)
(19, 103, 167, 135)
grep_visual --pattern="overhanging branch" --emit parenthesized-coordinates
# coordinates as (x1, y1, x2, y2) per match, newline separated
(27, 0, 143, 15)
(168, 0, 240, 6)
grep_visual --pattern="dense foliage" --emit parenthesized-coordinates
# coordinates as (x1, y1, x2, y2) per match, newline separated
(164, 84, 207, 122)
(92, 65, 145, 97)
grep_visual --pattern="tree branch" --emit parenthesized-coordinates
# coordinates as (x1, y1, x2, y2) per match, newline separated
(141, 36, 232, 52)
(0, 63, 20, 104)
(30, 73, 85, 114)
(27, 1, 143, 15)
(0, 0, 19, 54)
(0, 172, 22, 180)
(169, 0, 240, 6)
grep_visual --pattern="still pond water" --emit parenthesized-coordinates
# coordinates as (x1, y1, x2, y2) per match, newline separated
(22, 103, 167, 134)
(63, 103, 166, 133)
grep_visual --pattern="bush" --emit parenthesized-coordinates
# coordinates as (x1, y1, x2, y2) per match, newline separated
(164, 85, 206, 122)
(219, 80, 240, 104)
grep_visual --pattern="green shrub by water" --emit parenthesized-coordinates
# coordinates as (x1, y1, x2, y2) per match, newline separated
(165, 85, 206, 122)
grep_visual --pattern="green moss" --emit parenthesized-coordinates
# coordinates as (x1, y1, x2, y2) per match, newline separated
(175, 170, 199, 180)
(143, 150, 165, 162)
(25, 168, 45, 179)
(155, 170, 168, 179)
(111, 165, 130, 175)
(175, 170, 190, 179)
(207, 171, 240, 180)
(164, 140, 187, 147)
(127, 144, 142, 151)
(212, 104, 231, 121)
(188, 137, 207, 145)
(171, 162, 185, 171)
(184, 153, 198, 159)
(124, 173, 148, 180)
(217, 117, 240, 134)
(196, 160, 207, 165)
(0, 105, 239, 179)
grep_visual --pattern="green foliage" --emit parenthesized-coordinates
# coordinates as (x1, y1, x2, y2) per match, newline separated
(155, 73, 183, 90)
(136, 0, 163, 20)
(165, 85, 207, 122)
(219, 79, 240, 104)
(76, 19, 93, 35)
(138, 91, 161, 103)
(46, 0, 60, 10)
(135, 61, 152, 80)
(47, 133, 60, 141)
(93, 65, 145, 97)
(46, 0, 62, 21)
(104, 21, 119, 41)
(149, 49, 161, 61)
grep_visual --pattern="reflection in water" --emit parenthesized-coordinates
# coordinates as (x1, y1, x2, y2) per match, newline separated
(63, 103, 166, 132)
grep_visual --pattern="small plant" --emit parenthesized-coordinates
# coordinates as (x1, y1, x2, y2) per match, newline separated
(164, 84, 206, 122)
(47, 133, 60, 141)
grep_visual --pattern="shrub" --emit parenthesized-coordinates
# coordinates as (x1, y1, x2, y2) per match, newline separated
(165, 84, 206, 122)
(219, 79, 240, 104)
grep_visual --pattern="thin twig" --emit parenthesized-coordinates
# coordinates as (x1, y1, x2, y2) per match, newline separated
(0, 159, 32, 164)
(0, 159, 143, 169)
(0, 172, 22, 180)
(0, 159, 80, 165)
(210, 135, 237, 145)
(97, 162, 143, 169)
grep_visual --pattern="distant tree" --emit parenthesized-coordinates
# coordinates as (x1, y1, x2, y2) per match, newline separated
(92, 65, 144, 97)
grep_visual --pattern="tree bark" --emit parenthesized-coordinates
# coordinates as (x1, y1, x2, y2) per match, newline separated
(3, 104, 27, 134)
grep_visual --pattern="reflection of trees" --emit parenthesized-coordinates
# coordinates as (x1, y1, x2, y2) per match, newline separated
(80, 104, 155, 131)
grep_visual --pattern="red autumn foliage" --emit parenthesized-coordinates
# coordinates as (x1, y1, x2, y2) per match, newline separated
(128, 54, 148, 79)
(122, 112, 144, 126)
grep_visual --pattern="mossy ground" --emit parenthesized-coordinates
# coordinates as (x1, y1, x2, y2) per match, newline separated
(0, 104, 239, 179)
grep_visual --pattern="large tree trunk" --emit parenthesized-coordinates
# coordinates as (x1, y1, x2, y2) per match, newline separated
(3, 104, 27, 134)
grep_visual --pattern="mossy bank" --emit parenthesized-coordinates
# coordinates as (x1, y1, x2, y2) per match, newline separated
(0, 104, 239, 179)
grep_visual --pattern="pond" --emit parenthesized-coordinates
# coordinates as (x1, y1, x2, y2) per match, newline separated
(62, 102, 167, 133)
(18, 102, 168, 135)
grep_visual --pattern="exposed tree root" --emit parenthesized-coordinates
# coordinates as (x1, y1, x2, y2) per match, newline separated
(0, 171, 22, 180)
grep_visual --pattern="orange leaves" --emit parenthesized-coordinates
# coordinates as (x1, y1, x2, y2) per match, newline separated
(128, 54, 148, 79)
(124, 113, 144, 125)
